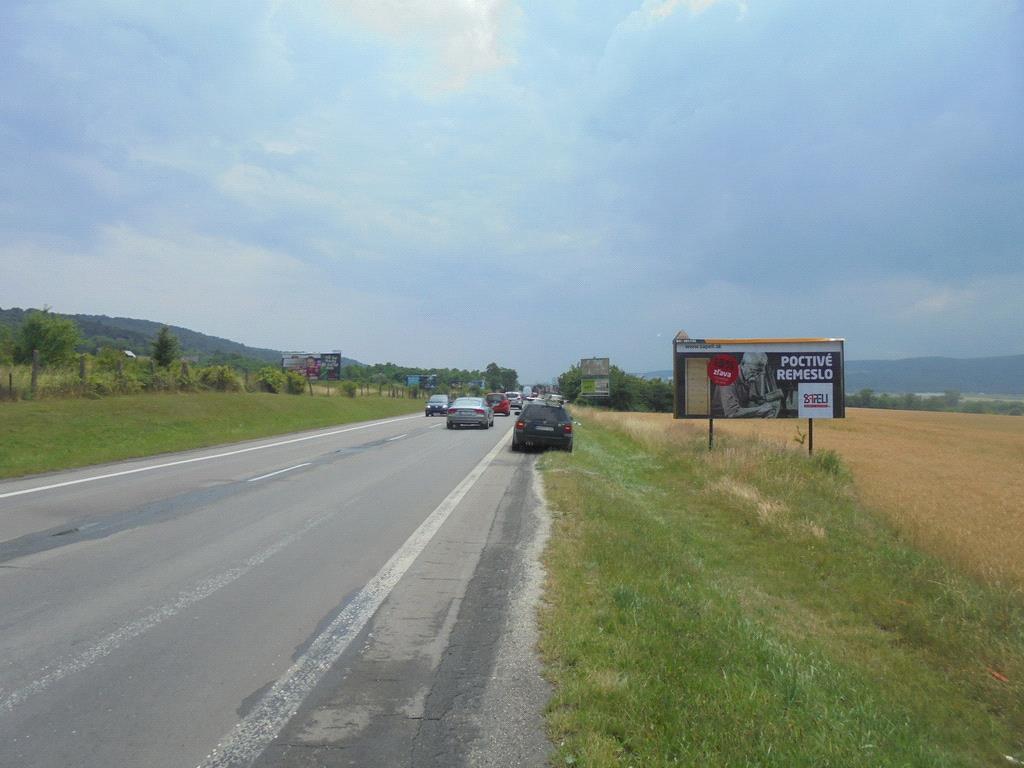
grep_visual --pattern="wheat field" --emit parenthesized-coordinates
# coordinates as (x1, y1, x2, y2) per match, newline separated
(582, 408, 1024, 586)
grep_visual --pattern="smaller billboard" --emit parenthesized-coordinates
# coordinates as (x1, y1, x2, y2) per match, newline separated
(580, 357, 610, 377)
(406, 374, 437, 389)
(673, 338, 845, 419)
(580, 357, 611, 398)
(282, 352, 342, 381)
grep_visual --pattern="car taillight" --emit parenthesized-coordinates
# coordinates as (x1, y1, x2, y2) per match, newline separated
(448, 408, 456, 414)
(515, 420, 525, 430)
(563, 423, 573, 433)
(474, 408, 486, 415)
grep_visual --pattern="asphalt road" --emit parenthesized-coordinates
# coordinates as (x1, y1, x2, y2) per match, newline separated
(0, 412, 552, 767)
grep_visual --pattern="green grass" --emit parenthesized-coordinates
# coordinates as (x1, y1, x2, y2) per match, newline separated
(538, 414, 1024, 767)
(0, 393, 422, 478)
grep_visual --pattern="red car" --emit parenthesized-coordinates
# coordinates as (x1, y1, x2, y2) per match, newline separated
(485, 392, 511, 416)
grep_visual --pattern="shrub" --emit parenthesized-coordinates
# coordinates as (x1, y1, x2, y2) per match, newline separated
(285, 371, 308, 395)
(340, 380, 358, 397)
(256, 366, 287, 393)
(196, 365, 243, 392)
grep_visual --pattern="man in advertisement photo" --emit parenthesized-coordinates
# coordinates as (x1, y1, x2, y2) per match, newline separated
(713, 352, 785, 418)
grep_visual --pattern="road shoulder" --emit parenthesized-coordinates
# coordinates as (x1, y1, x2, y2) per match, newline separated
(255, 448, 552, 767)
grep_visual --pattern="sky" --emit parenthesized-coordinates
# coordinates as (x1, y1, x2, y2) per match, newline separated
(1, 0, 1021, 384)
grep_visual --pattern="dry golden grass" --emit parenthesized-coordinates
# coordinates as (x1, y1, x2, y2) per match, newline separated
(581, 407, 1024, 586)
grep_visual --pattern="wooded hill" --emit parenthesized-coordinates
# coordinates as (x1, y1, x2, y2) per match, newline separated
(0, 306, 361, 369)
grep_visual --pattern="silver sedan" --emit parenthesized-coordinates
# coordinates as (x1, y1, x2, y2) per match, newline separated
(446, 396, 494, 429)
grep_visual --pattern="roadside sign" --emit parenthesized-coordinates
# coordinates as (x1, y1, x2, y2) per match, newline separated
(580, 357, 610, 398)
(673, 337, 845, 420)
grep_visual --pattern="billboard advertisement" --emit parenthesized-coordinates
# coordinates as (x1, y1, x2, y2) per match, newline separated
(673, 338, 845, 419)
(580, 357, 610, 398)
(282, 352, 342, 381)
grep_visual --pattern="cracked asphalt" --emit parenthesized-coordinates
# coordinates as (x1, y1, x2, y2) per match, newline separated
(252, 449, 553, 767)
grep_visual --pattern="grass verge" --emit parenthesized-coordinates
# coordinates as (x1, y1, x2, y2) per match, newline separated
(538, 410, 1024, 767)
(0, 393, 421, 479)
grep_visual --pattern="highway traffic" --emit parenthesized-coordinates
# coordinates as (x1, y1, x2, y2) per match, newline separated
(0, 413, 550, 767)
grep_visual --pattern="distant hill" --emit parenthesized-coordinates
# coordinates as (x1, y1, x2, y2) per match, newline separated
(641, 354, 1024, 395)
(844, 355, 1024, 395)
(0, 306, 361, 368)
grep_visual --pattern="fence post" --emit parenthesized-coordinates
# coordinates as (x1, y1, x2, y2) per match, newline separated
(31, 349, 39, 396)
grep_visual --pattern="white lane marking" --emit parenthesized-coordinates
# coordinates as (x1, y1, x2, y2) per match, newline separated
(247, 463, 312, 483)
(1, 509, 336, 714)
(385, 434, 407, 442)
(429, 423, 445, 429)
(199, 435, 509, 768)
(0, 415, 421, 500)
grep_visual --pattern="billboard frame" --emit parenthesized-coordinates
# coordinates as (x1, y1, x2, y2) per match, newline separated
(579, 357, 610, 399)
(281, 352, 343, 381)
(672, 335, 845, 452)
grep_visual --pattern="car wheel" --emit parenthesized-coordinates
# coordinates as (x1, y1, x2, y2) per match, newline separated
(510, 438, 520, 452)
(447, 422, 453, 429)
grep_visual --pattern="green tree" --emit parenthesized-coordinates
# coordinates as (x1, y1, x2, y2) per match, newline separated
(643, 378, 674, 412)
(484, 362, 502, 391)
(0, 324, 14, 365)
(151, 326, 181, 368)
(608, 365, 640, 411)
(499, 366, 519, 391)
(13, 309, 81, 367)
(558, 364, 582, 402)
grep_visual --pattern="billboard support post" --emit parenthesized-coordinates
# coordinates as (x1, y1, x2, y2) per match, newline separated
(708, 418, 714, 451)
(808, 419, 813, 456)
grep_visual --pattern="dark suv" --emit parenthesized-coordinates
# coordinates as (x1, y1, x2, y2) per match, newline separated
(511, 402, 573, 452)
(425, 394, 450, 416)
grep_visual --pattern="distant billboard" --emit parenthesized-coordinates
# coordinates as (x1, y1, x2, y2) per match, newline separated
(673, 338, 845, 419)
(406, 374, 437, 389)
(282, 352, 342, 381)
(580, 357, 610, 399)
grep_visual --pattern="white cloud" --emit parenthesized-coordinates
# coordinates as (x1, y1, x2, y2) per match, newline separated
(631, 0, 747, 27)
(0, 226, 323, 346)
(327, 0, 519, 92)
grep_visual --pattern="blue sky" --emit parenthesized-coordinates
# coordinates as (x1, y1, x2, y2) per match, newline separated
(1, 0, 1021, 384)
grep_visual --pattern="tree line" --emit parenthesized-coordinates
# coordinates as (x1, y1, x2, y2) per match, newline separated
(557, 363, 674, 412)
(0, 309, 522, 401)
(847, 389, 1022, 416)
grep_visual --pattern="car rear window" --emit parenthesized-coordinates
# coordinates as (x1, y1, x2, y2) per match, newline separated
(522, 404, 568, 420)
(486, 394, 504, 403)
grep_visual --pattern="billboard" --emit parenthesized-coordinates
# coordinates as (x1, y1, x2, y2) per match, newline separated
(673, 338, 845, 419)
(406, 374, 437, 389)
(282, 352, 342, 381)
(580, 357, 610, 398)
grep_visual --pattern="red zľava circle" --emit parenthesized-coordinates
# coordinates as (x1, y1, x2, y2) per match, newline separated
(707, 354, 739, 386)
